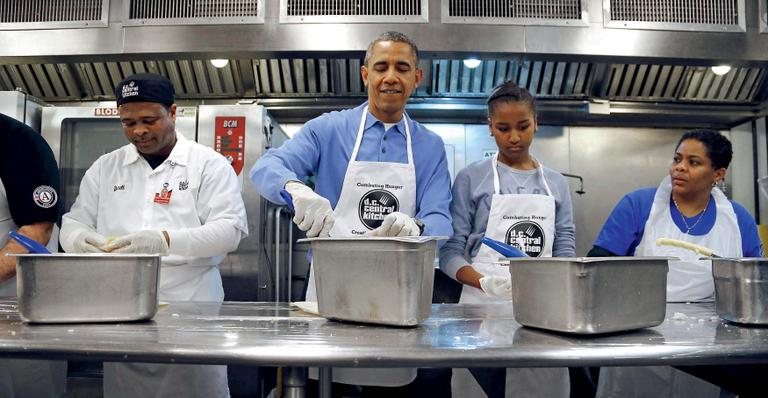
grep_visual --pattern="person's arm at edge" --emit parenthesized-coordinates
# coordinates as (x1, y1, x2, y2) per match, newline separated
(552, 171, 576, 257)
(0, 222, 53, 282)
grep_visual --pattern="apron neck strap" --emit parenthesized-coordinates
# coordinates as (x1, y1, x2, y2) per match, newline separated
(351, 105, 413, 164)
(491, 155, 553, 196)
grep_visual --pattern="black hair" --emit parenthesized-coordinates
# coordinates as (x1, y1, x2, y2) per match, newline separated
(486, 80, 537, 119)
(364, 31, 419, 67)
(676, 129, 732, 169)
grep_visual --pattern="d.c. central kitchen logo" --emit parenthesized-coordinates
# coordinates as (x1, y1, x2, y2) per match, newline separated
(505, 220, 545, 257)
(358, 189, 399, 229)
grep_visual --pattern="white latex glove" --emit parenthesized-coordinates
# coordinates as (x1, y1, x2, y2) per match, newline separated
(479, 275, 512, 299)
(365, 212, 420, 237)
(71, 229, 108, 253)
(284, 181, 334, 237)
(101, 230, 169, 255)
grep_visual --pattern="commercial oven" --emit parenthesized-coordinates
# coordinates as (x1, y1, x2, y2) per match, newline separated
(40, 104, 297, 302)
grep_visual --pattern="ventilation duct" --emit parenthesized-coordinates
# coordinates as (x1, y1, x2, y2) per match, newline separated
(432, 60, 591, 98)
(442, 0, 587, 26)
(602, 64, 765, 103)
(279, 0, 428, 23)
(124, 0, 264, 26)
(0, 0, 108, 30)
(604, 0, 746, 32)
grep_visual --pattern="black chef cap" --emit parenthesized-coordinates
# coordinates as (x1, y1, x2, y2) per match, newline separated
(115, 73, 175, 107)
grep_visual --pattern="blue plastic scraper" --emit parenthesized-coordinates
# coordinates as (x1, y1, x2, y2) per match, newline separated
(8, 230, 51, 254)
(481, 236, 528, 258)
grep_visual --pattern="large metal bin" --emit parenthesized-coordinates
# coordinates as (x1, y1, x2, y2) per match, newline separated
(299, 237, 440, 327)
(10, 253, 160, 323)
(712, 258, 768, 325)
(508, 257, 668, 334)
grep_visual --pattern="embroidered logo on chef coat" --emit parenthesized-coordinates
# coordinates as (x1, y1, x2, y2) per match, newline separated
(153, 182, 173, 205)
(178, 180, 189, 191)
(113, 184, 125, 192)
(32, 185, 57, 209)
(358, 189, 399, 229)
(506, 221, 545, 257)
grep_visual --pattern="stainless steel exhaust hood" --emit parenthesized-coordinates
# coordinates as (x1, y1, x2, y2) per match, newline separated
(0, 0, 765, 128)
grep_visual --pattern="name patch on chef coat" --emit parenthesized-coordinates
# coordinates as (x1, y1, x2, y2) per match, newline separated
(506, 221, 545, 257)
(154, 182, 173, 205)
(358, 189, 399, 229)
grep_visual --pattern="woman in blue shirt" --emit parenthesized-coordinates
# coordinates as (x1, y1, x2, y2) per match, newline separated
(591, 129, 762, 302)
(590, 129, 762, 398)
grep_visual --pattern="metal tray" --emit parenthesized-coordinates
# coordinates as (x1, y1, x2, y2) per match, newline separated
(10, 253, 160, 323)
(712, 258, 768, 325)
(508, 257, 669, 334)
(299, 236, 442, 327)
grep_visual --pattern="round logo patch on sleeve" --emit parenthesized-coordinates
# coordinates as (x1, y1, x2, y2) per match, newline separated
(33, 185, 58, 209)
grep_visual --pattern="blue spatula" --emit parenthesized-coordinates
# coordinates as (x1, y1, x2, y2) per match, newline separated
(8, 231, 51, 254)
(279, 189, 294, 213)
(481, 236, 528, 258)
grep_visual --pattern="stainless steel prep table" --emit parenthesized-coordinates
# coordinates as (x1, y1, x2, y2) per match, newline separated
(0, 300, 766, 395)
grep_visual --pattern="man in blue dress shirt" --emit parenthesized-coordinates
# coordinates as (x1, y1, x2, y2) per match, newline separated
(249, 31, 453, 395)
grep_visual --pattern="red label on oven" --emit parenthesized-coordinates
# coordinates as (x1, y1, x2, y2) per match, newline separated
(214, 116, 246, 175)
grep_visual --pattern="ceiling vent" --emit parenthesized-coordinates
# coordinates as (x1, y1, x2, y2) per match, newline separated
(279, 0, 428, 23)
(602, 64, 764, 103)
(124, 0, 264, 26)
(431, 60, 592, 98)
(442, 0, 587, 26)
(0, 0, 108, 30)
(604, 0, 745, 32)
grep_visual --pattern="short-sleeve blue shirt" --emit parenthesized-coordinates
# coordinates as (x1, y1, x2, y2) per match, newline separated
(593, 187, 762, 257)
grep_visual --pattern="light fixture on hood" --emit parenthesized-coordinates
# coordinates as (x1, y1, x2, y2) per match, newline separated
(463, 58, 481, 69)
(711, 65, 731, 76)
(210, 59, 229, 68)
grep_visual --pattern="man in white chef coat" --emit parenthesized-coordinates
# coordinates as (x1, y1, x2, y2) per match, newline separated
(59, 73, 248, 398)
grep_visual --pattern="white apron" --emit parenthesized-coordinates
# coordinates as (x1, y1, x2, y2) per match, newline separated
(453, 157, 568, 398)
(308, 106, 418, 387)
(0, 179, 67, 398)
(636, 175, 741, 302)
(597, 175, 741, 398)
